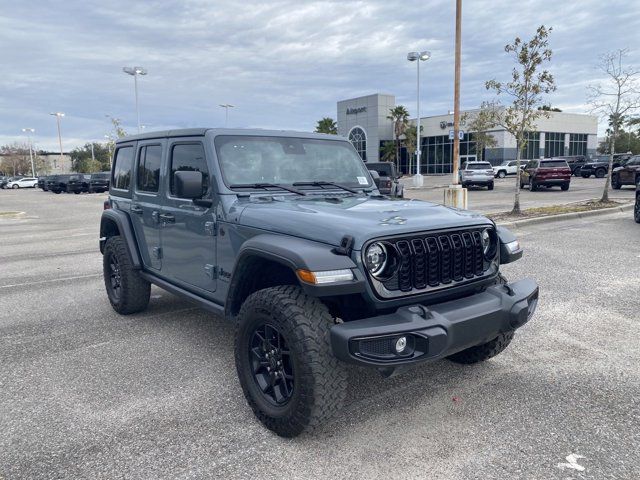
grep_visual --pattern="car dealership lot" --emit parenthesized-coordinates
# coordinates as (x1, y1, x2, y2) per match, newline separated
(405, 175, 636, 212)
(1, 189, 638, 479)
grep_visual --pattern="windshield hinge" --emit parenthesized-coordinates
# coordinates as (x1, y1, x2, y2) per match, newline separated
(332, 235, 354, 256)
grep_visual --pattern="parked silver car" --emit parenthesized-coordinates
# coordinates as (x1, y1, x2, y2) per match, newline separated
(460, 162, 495, 190)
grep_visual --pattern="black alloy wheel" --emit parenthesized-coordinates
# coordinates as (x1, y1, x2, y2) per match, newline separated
(106, 252, 122, 302)
(248, 323, 294, 406)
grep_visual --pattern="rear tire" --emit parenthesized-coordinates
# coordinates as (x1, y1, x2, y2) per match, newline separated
(235, 286, 347, 438)
(635, 195, 640, 224)
(561, 182, 570, 191)
(529, 178, 537, 191)
(447, 331, 515, 364)
(488, 182, 494, 190)
(102, 236, 150, 315)
(581, 173, 590, 178)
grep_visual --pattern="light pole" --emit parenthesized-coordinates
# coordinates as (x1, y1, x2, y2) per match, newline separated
(122, 66, 147, 133)
(219, 104, 234, 127)
(104, 135, 113, 168)
(407, 51, 431, 188)
(49, 112, 65, 170)
(22, 128, 36, 177)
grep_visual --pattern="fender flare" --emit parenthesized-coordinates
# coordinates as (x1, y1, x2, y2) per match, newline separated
(225, 234, 364, 315)
(100, 209, 142, 269)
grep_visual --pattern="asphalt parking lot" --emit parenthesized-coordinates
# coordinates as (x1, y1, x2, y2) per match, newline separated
(404, 175, 636, 212)
(1, 188, 639, 479)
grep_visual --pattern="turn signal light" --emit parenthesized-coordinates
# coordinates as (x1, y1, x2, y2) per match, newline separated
(296, 269, 354, 285)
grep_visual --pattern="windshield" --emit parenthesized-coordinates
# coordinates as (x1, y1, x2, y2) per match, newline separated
(214, 136, 372, 189)
(93, 173, 109, 179)
(467, 163, 492, 170)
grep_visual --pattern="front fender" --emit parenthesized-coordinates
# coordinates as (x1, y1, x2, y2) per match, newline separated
(227, 234, 366, 308)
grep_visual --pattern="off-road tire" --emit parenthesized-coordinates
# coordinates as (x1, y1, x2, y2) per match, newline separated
(447, 331, 515, 364)
(234, 286, 347, 438)
(102, 236, 150, 315)
(595, 168, 606, 179)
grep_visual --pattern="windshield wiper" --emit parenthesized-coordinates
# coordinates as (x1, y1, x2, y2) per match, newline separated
(292, 181, 359, 194)
(229, 183, 306, 196)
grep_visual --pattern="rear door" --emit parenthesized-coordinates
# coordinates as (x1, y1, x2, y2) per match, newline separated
(130, 141, 164, 271)
(160, 139, 217, 292)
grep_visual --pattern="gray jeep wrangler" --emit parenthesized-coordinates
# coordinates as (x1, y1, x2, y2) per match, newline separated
(100, 128, 538, 437)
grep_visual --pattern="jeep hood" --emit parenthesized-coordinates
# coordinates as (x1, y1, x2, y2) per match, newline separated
(237, 195, 491, 250)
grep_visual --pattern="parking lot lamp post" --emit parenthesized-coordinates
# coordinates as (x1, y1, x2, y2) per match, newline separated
(407, 51, 431, 188)
(219, 104, 234, 127)
(22, 128, 36, 177)
(104, 135, 112, 168)
(49, 112, 65, 169)
(122, 66, 147, 133)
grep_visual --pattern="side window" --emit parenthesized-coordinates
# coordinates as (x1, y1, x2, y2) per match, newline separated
(136, 145, 162, 193)
(169, 143, 209, 196)
(112, 146, 134, 190)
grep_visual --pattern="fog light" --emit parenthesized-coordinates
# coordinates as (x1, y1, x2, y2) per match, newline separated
(395, 336, 407, 353)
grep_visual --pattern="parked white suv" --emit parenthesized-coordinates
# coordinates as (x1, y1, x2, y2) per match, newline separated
(459, 162, 495, 190)
(493, 160, 521, 178)
(6, 177, 38, 188)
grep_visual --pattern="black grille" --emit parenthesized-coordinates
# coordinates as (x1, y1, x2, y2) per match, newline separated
(359, 337, 394, 357)
(378, 228, 490, 294)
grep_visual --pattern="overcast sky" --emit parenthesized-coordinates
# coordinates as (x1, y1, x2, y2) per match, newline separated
(1, 0, 639, 151)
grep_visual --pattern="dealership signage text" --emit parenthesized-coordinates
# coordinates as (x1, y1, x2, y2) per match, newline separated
(346, 106, 367, 115)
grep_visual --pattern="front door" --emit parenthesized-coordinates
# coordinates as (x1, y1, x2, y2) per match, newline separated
(620, 157, 640, 184)
(160, 140, 217, 292)
(130, 141, 164, 270)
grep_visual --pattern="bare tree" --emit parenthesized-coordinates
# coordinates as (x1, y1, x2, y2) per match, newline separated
(588, 49, 640, 201)
(486, 25, 556, 214)
(462, 102, 499, 162)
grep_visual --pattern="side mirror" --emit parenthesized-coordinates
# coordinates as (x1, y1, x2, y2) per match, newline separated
(174, 170, 204, 199)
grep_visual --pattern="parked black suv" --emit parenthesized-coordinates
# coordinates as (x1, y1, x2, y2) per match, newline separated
(67, 174, 91, 194)
(556, 155, 587, 176)
(88, 172, 110, 193)
(365, 162, 404, 197)
(47, 175, 71, 193)
(100, 129, 538, 437)
(581, 154, 632, 178)
(612, 155, 640, 189)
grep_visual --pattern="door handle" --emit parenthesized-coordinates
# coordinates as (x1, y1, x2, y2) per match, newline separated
(159, 213, 175, 224)
(130, 205, 143, 214)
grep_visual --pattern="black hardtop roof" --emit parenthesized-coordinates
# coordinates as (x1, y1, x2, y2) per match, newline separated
(115, 128, 347, 144)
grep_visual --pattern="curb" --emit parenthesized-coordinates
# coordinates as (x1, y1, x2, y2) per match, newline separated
(496, 203, 634, 228)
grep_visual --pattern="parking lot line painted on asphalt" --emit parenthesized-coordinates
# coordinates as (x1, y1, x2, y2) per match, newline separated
(0, 273, 101, 289)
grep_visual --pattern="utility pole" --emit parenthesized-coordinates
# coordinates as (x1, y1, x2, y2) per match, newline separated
(443, 0, 467, 208)
(22, 128, 36, 177)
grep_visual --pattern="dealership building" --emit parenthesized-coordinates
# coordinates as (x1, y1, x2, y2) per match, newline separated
(337, 93, 599, 174)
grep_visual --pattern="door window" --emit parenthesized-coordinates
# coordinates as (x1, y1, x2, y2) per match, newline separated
(169, 143, 209, 196)
(112, 146, 134, 190)
(136, 145, 162, 193)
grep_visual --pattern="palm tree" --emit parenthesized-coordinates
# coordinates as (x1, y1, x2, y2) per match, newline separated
(387, 106, 409, 168)
(380, 141, 396, 162)
(315, 117, 337, 134)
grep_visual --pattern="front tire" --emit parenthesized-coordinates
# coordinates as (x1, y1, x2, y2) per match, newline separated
(612, 174, 621, 190)
(488, 182, 494, 190)
(447, 331, 515, 364)
(595, 168, 606, 179)
(102, 236, 150, 314)
(497, 170, 506, 178)
(12, 184, 19, 189)
(529, 178, 537, 191)
(235, 286, 347, 438)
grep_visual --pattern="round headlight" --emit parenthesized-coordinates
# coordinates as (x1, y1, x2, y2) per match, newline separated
(365, 242, 387, 277)
(481, 228, 497, 258)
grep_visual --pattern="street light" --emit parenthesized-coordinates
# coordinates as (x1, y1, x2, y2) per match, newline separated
(122, 66, 147, 133)
(49, 112, 65, 170)
(22, 128, 36, 177)
(219, 104, 235, 127)
(407, 50, 431, 188)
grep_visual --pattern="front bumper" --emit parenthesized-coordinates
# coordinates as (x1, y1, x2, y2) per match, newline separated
(330, 278, 538, 367)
